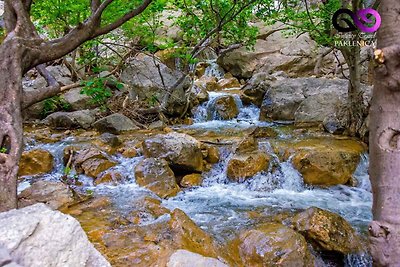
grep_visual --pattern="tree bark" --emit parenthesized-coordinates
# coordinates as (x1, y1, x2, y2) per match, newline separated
(369, 0, 400, 265)
(0, 39, 24, 212)
(342, 45, 366, 136)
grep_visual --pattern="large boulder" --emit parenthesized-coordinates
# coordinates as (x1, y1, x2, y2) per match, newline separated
(134, 158, 180, 198)
(143, 133, 203, 173)
(0, 245, 23, 267)
(229, 223, 315, 266)
(18, 181, 74, 209)
(209, 95, 239, 120)
(270, 138, 365, 186)
(44, 110, 96, 129)
(18, 149, 53, 176)
(120, 53, 190, 116)
(291, 207, 363, 255)
(218, 23, 335, 79)
(292, 146, 361, 186)
(93, 113, 139, 134)
(227, 152, 270, 182)
(259, 77, 306, 121)
(0, 204, 110, 267)
(167, 250, 228, 267)
(259, 77, 372, 124)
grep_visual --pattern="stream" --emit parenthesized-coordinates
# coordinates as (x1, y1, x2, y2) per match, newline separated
(19, 60, 373, 266)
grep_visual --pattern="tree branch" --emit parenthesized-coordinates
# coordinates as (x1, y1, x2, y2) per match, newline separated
(92, 0, 153, 38)
(22, 64, 61, 109)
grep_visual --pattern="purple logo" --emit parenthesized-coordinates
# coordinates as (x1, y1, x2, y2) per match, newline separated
(333, 8, 381, 33)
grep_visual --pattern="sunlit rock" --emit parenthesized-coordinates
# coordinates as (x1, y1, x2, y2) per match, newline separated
(18, 149, 53, 176)
(134, 158, 180, 198)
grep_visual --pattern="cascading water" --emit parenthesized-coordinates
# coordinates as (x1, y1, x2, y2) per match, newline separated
(19, 58, 374, 266)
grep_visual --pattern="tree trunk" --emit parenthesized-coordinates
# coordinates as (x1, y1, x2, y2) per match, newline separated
(341, 45, 366, 137)
(369, 0, 400, 265)
(0, 39, 24, 212)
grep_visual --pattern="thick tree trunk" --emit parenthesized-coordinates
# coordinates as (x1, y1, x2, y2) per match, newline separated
(369, 0, 400, 265)
(0, 39, 24, 212)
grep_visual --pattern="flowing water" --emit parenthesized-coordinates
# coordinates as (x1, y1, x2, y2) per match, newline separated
(20, 61, 373, 266)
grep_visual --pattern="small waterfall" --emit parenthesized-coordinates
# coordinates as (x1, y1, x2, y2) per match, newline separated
(344, 253, 372, 267)
(204, 60, 225, 80)
(193, 92, 259, 123)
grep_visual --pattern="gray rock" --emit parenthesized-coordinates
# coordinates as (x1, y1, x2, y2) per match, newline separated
(294, 92, 343, 123)
(93, 113, 139, 134)
(120, 53, 190, 116)
(0, 246, 23, 267)
(143, 132, 203, 173)
(218, 23, 336, 79)
(0, 204, 111, 267)
(240, 72, 273, 107)
(259, 78, 305, 121)
(44, 110, 96, 129)
(167, 250, 228, 267)
(61, 88, 96, 111)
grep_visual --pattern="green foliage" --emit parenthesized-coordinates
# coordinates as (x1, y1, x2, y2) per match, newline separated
(0, 147, 7, 154)
(80, 77, 113, 108)
(42, 96, 72, 117)
(148, 95, 159, 107)
(261, 0, 342, 47)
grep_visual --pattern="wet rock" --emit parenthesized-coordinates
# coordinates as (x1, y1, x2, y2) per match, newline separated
(180, 174, 203, 188)
(100, 133, 122, 147)
(292, 145, 362, 186)
(194, 76, 220, 92)
(65, 146, 117, 179)
(130, 197, 170, 224)
(227, 152, 270, 182)
(0, 204, 110, 267)
(229, 223, 315, 267)
(210, 95, 239, 120)
(93, 113, 139, 134)
(292, 207, 363, 254)
(205, 145, 220, 164)
(134, 158, 180, 198)
(218, 77, 241, 90)
(44, 110, 96, 129)
(120, 53, 190, 116)
(18, 149, 53, 176)
(195, 62, 209, 78)
(18, 181, 74, 209)
(81, 158, 117, 179)
(251, 126, 279, 138)
(95, 171, 124, 185)
(169, 209, 218, 258)
(167, 250, 228, 267)
(143, 133, 203, 173)
(235, 136, 258, 153)
(61, 87, 96, 111)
